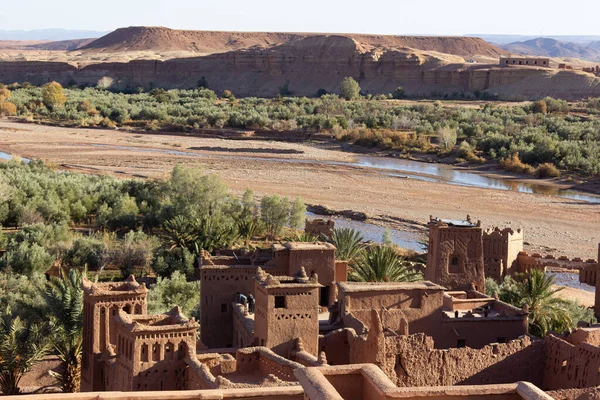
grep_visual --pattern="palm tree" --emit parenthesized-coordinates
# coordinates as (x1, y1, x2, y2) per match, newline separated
(513, 270, 572, 337)
(350, 245, 422, 283)
(0, 311, 50, 395)
(159, 216, 195, 251)
(325, 228, 365, 262)
(33, 269, 84, 393)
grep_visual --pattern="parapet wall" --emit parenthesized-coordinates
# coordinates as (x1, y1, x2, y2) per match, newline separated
(515, 252, 597, 274)
(543, 335, 600, 390)
(382, 333, 544, 387)
(236, 347, 304, 382)
(232, 303, 255, 349)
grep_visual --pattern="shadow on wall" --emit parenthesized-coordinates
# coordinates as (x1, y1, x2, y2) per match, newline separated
(458, 342, 545, 387)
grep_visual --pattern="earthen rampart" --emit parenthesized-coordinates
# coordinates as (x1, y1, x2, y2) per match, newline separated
(543, 335, 600, 390)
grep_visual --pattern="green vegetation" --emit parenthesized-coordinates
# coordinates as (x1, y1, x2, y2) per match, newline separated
(486, 270, 596, 337)
(325, 228, 365, 262)
(0, 313, 50, 395)
(349, 244, 422, 283)
(0, 159, 311, 393)
(340, 77, 361, 100)
(3, 85, 600, 176)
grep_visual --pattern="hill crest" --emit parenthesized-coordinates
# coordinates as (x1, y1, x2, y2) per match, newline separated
(80, 26, 506, 58)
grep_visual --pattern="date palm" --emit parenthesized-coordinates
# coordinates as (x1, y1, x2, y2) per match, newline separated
(513, 269, 572, 337)
(29, 269, 84, 393)
(0, 311, 50, 395)
(350, 245, 422, 283)
(325, 228, 365, 262)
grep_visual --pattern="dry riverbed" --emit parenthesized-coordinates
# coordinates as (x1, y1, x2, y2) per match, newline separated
(0, 120, 599, 259)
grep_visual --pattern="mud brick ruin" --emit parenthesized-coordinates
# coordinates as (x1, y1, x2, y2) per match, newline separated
(14, 215, 600, 400)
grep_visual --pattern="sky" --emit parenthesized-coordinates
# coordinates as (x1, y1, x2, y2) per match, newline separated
(1, 0, 600, 36)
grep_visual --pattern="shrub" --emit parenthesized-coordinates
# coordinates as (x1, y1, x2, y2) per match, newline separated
(0, 101, 17, 117)
(289, 197, 306, 230)
(392, 87, 405, 99)
(147, 271, 201, 317)
(41, 82, 67, 110)
(499, 153, 536, 175)
(260, 195, 289, 239)
(340, 77, 361, 100)
(532, 100, 548, 115)
(535, 163, 561, 178)
(437, 127, 457, 151)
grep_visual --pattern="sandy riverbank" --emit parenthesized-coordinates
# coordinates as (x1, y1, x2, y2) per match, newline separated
(0, 120, 598, 259)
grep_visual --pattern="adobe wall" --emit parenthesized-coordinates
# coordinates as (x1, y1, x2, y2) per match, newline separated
(483, 228, 523, 281)
(235, 347, 303, 382)
(543, 335, 600, 390)
(500, 57, 550, 67)
(305, 219, 334, 239)
(254, 279, 320, 358)
(232, 303, 255, 349)
(439, 315, 528, 349)
(383, 333, 544, 387)
(199, 266, 258, 348)
(338, 286, 445, 343)
(81, 278, 147, 392)
(546, 387, 600, 400)
(426, 222, 485, 292)
(516, 253, 597, 275)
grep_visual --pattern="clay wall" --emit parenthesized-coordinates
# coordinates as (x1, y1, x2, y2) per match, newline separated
(543, 335, 600, 390)
(305, 219, 334, 239)
(337, 283, 445, 341)
(483, 228, 523, 280)
(500, 57, 550, 67)
(232, 302, 255, 348)
(199, 266, 259, 348)
(110, 311, 198, 392)
(81, 278, 147, 392)
(0, 388, 305, 400)
(254, 279, 320, 357)
(426, 222, 485, 292)
(516, 253, 597, 275)
(383, 333, 544, 387)
(235, 347, 303, 382)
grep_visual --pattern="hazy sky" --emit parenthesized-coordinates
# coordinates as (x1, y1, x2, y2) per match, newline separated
(2, 0, 599, 36)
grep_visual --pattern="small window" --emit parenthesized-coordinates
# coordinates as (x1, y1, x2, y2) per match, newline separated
(274, 296, 286, 309)
(221, 304, 227, 313)
(457, 339, 467, 348)
(561, 360, 567, 372)
(449, 256, 461, 274)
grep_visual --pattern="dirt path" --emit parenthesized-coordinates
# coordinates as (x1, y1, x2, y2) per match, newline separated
(1, 120, 599, 259)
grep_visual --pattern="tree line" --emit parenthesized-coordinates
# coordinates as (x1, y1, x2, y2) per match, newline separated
(1, 81, 600, 176)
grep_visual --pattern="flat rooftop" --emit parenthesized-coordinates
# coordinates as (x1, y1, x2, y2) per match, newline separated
(338, 281, 445, 293)
(283, 242, 336, 251)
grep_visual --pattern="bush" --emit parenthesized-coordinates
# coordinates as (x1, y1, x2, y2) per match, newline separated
(499, 153, 536, 175)
(41, 82, 67, 110)
(260, 195, 289, 239)
(340, 77, 361, 100)
(535, 163, 561, 178)
(392, 87, 405, 99)
(0, 101, 17, 117)
(147, 271, 201, 317)
(0, 242, 54, 276)
(437, 127, 457, 151)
